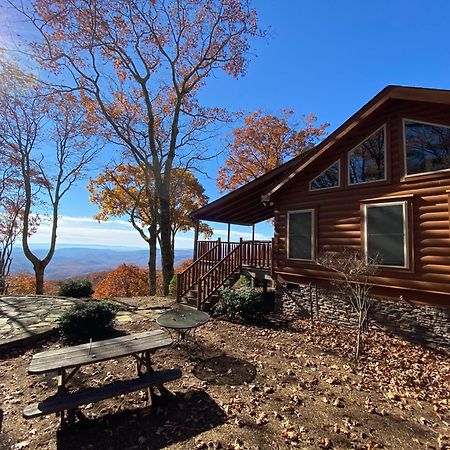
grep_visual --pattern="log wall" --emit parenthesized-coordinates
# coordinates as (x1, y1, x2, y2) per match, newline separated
(273, 99, 450, 306)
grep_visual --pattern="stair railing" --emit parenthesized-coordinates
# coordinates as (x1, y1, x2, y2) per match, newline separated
(197, 238, 243, 310)
(176, 239, 222, 303)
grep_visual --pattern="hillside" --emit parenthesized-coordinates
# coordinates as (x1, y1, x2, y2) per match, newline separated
(9, 246, 193, 280)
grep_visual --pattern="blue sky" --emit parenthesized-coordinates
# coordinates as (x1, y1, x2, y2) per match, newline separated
(11, 0, 450, 249)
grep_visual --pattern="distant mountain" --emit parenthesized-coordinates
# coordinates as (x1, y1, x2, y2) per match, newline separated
(9, 246, 193, 280)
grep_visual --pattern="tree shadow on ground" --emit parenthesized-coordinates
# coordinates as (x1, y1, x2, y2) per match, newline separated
(193, 356, 256, 386)
(56, 390, 226, 449)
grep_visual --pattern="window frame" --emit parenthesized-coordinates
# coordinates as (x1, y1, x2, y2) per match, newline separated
(363, 200, 409, 269)
(402, 118, 450, 178)
(287, 209, 316, 262)
(347, 125, 387, 186)
(309, 159, 341, 192)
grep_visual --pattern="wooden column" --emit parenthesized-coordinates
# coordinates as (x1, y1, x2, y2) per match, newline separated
(227, 223, 231, 254)
(193, 220, 200, 261)
(251, 224, 255, 241)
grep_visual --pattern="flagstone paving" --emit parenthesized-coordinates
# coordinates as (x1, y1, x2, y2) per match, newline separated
(0, 295, 171, 351)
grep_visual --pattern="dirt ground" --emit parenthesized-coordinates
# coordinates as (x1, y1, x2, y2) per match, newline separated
(0, 297, 449, 450)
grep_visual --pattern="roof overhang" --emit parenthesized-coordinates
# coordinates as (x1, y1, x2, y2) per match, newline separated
(190, 150, 313, 225)
(192, 85, 450, 224)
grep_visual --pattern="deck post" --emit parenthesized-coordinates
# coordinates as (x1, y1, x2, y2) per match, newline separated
(193, 220, 200, 261)
(239, 237, 243, 268)
(218, 237, 222, 260)
(227, 223, 231, 255)
(251, 224, 255, 241)
(176, 273, 181, 303)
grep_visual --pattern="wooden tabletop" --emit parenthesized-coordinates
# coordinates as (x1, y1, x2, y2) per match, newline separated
(28, 329, 172, 374)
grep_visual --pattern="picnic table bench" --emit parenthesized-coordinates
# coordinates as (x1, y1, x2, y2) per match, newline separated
(23, 329, 181, 427)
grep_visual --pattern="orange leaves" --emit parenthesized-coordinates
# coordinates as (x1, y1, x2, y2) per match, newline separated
(217, 109, 329, 192)
(88, 164, 210, 238)
(93, 264, 151, 299)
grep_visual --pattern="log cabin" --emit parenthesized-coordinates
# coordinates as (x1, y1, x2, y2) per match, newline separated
(180, 86, 450, 349)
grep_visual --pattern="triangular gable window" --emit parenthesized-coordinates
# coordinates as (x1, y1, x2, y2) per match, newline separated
(310, 160, 340, 191)
(348, 126, 386, 184)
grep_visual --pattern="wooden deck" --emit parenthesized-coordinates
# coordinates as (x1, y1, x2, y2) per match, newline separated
(177, 239, 272, 310)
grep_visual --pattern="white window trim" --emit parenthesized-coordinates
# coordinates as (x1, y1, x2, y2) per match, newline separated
(287, 209, 315, 261)
(348, 125, 387, 186)
(402, 118, 450, 178)
(309, 159, 341, 191)
(363, 201, 409, 269)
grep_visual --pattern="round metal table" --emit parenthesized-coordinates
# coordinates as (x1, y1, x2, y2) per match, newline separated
(156, 308, 210, 358)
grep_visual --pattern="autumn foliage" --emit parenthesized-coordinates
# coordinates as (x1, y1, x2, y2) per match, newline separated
(175, 259, 193, 273)
(217, 109, 329, 191)
(93, 264, 162, 299)
(4, 273, 60, 295)
(28, 0, 263, 294)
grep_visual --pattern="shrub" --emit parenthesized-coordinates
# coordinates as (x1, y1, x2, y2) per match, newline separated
(93, 264, 150, 299)
(213, 286, 265, 322)
(238, 275, 251, 287)
(58, 300, 119, 342)
(59, 279, 93, 298)
(0, 276, 7, 294)
(168, 275, 177, 297)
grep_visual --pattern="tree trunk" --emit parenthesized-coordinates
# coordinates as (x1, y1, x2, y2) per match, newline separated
(34, 263, 45, 295)
(148, 219, 157, 296)
(159, 191, 174, 296)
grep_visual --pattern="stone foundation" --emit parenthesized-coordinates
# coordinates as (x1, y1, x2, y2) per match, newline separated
(276, 284, 450, 352)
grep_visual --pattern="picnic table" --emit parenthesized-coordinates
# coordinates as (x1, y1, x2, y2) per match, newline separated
(23, 329, 182, 427)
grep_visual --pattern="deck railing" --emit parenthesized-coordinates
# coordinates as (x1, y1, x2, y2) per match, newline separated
(241, 240, 272, 269)
(197, 243, 243, 309)
(176, 241, 222, 302)
(196, 240, 240, 259)
(179, 239, 273, 308)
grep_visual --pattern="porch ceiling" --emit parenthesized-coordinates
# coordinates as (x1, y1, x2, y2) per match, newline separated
(191, 150, 313, 225)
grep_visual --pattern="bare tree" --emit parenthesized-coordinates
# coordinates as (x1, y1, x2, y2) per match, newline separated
(0, 62, 98, 294)
(0, 158, 25, 282)
(317, 248, 378, 359)
(14, 0, 262, 294)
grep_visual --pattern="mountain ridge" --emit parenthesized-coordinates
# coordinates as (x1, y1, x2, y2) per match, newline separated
(9, 246, 193, 280)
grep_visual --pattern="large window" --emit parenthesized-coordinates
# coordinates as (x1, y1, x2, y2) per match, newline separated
(404, 119, 450, 176)
(364, 202, 408, 268)
(287, 210, 314, 260)
(310, 160, 340, 191)
(349, 126, 386, 184)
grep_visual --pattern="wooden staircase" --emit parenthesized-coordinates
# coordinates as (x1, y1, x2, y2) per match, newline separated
(176, 239, 272, 311)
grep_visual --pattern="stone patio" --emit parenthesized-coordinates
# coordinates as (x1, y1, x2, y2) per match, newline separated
(0, 295, 172, 351)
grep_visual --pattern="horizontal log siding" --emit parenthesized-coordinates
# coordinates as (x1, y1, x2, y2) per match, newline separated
(273, 99, 450, 306)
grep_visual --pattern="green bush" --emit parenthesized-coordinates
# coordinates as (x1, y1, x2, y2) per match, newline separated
(58, 300, 118, 342)
(213, 286, 265, 322)
(0, 276, 6, 294)
(59, 279, 93, 298)
(238, 275, 252, 287)
(168, 275, 177, 297)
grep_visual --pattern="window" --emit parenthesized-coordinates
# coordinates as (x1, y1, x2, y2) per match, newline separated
(404, 119, 450, 176)
(310, 160, 340, 190)
(349, 126, 386, 184)
(287, 210, 314, 260)
(364, 202, 407, 268)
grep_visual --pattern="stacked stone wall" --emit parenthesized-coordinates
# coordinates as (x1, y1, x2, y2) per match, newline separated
(276, 284, 450, 352)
